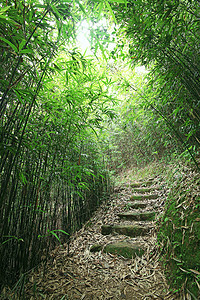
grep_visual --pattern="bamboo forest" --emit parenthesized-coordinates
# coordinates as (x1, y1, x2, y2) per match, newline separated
(0, 0, 199, 299)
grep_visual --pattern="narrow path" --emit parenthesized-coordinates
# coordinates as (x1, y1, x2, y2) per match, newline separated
(25, 177, 179, 299)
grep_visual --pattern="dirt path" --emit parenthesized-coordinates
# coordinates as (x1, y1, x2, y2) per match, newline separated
(24, 176, 180, 299)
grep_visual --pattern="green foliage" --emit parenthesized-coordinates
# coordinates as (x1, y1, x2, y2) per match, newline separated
(38, 229, 69, 244)
(107, 0, 200, 170)
(0, 0, 114, 292)
(99, 62, 175, 172)
(158, 165, 200, 298)
(1, 235, 24, 245)
(0, 0, 200, 296)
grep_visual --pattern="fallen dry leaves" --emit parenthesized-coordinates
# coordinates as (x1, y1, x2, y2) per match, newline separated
(14, 178, 182, 299)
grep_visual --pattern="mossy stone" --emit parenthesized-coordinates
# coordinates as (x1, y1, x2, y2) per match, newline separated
(90, 244, 103, 252)
(101, 225, 113, 235)
(104, 242, 145, 259)
(130, 194, 158, 201)
(101, 224, 150, 237)
(133, 187, 156, 193)
(117, 211, 156, 221)
(131, 181, 153, 188)
(138, 178, 154, 182)
(127, 202, 147, 209)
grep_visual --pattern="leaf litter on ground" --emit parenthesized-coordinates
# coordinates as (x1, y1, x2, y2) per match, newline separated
(6, 177, 182, 299)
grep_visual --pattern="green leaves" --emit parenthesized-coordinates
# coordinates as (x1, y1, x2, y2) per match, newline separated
(47, 229, 69, 243)
(0, 1, 111, 289)
(109, 0, 200, 168)
(1, 236, 24, 245)
(38, 229, 69, 244)
(0, 36, 18, 53)
(0, 5, 11, 14)
(105, 1, 117, 23)
(74, 0, 87, 16)
(0, 5, 17, 25)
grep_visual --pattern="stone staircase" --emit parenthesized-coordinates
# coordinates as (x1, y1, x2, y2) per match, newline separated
(90, 177, 161, 259)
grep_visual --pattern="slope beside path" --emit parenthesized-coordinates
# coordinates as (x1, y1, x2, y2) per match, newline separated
(24, 176, 179, 299)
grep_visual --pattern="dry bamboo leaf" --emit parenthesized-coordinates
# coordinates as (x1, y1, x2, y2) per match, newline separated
(195, 279, 200, 291)
(81, 293, 86, 299)
(189, 269, 200, 275)
(179, 267, 190, 273)
(186, 292, 192, 300)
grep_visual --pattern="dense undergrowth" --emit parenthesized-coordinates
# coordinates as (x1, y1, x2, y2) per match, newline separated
(115, 160, 200, 298)
(158, 162, 200, 298)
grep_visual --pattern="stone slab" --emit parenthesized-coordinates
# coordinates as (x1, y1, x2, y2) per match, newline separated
(104, 242, 145, 258)
(131, 181, 153, 188)
(133, 187, 157, 193)
(90, 244, 103, 252)
(101, 224, 151, 237)
(117, 211, 156, 221)
(130, 194, 159, 201)
(90, 242, 145, 259)
(127, 202, 147, 209)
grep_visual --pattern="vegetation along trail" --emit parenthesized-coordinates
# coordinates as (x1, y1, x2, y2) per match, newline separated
(0, 0, 199, 299)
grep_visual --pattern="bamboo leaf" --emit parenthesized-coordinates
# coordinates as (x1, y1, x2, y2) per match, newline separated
(75, 0, 87, 16)
(189, 269, 200, 276)
(19, 48, 34, 54)
(105, 1, 116, 23)
(19, 40, 26, 51)
(0, 6, 11, 14)
(108, 0, 127, 3)
(52, 229, 69, 235)
(2, 236, 24, 245)
(98, 41, 107, 60)
(48, 231, 60, 242)
(97, 1, 104, 19)
(0, 36, 18, 53)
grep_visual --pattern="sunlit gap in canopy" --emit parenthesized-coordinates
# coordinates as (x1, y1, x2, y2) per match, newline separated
(76, 20, 147, 76)
(135, 66, 148, 74)
(76, 20, 91, 55)
(76, 19, 116, 56)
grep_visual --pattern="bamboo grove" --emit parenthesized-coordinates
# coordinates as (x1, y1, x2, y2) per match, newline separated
(108, 0, 200, 168)
(0, 0, 200, 294)
(0, 0, 114, 290)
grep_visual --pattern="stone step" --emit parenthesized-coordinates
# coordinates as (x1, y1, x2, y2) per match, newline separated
(130, 194, 158, 201)
(127, 202, 147, 209)
(131, 181, 154, 188)
(117, 211, 156, 221)
(101, 224, 151, 237)
(138, 178, 154, 182)
(132, 187, 157, 194)
(90, 242, 145, 259)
